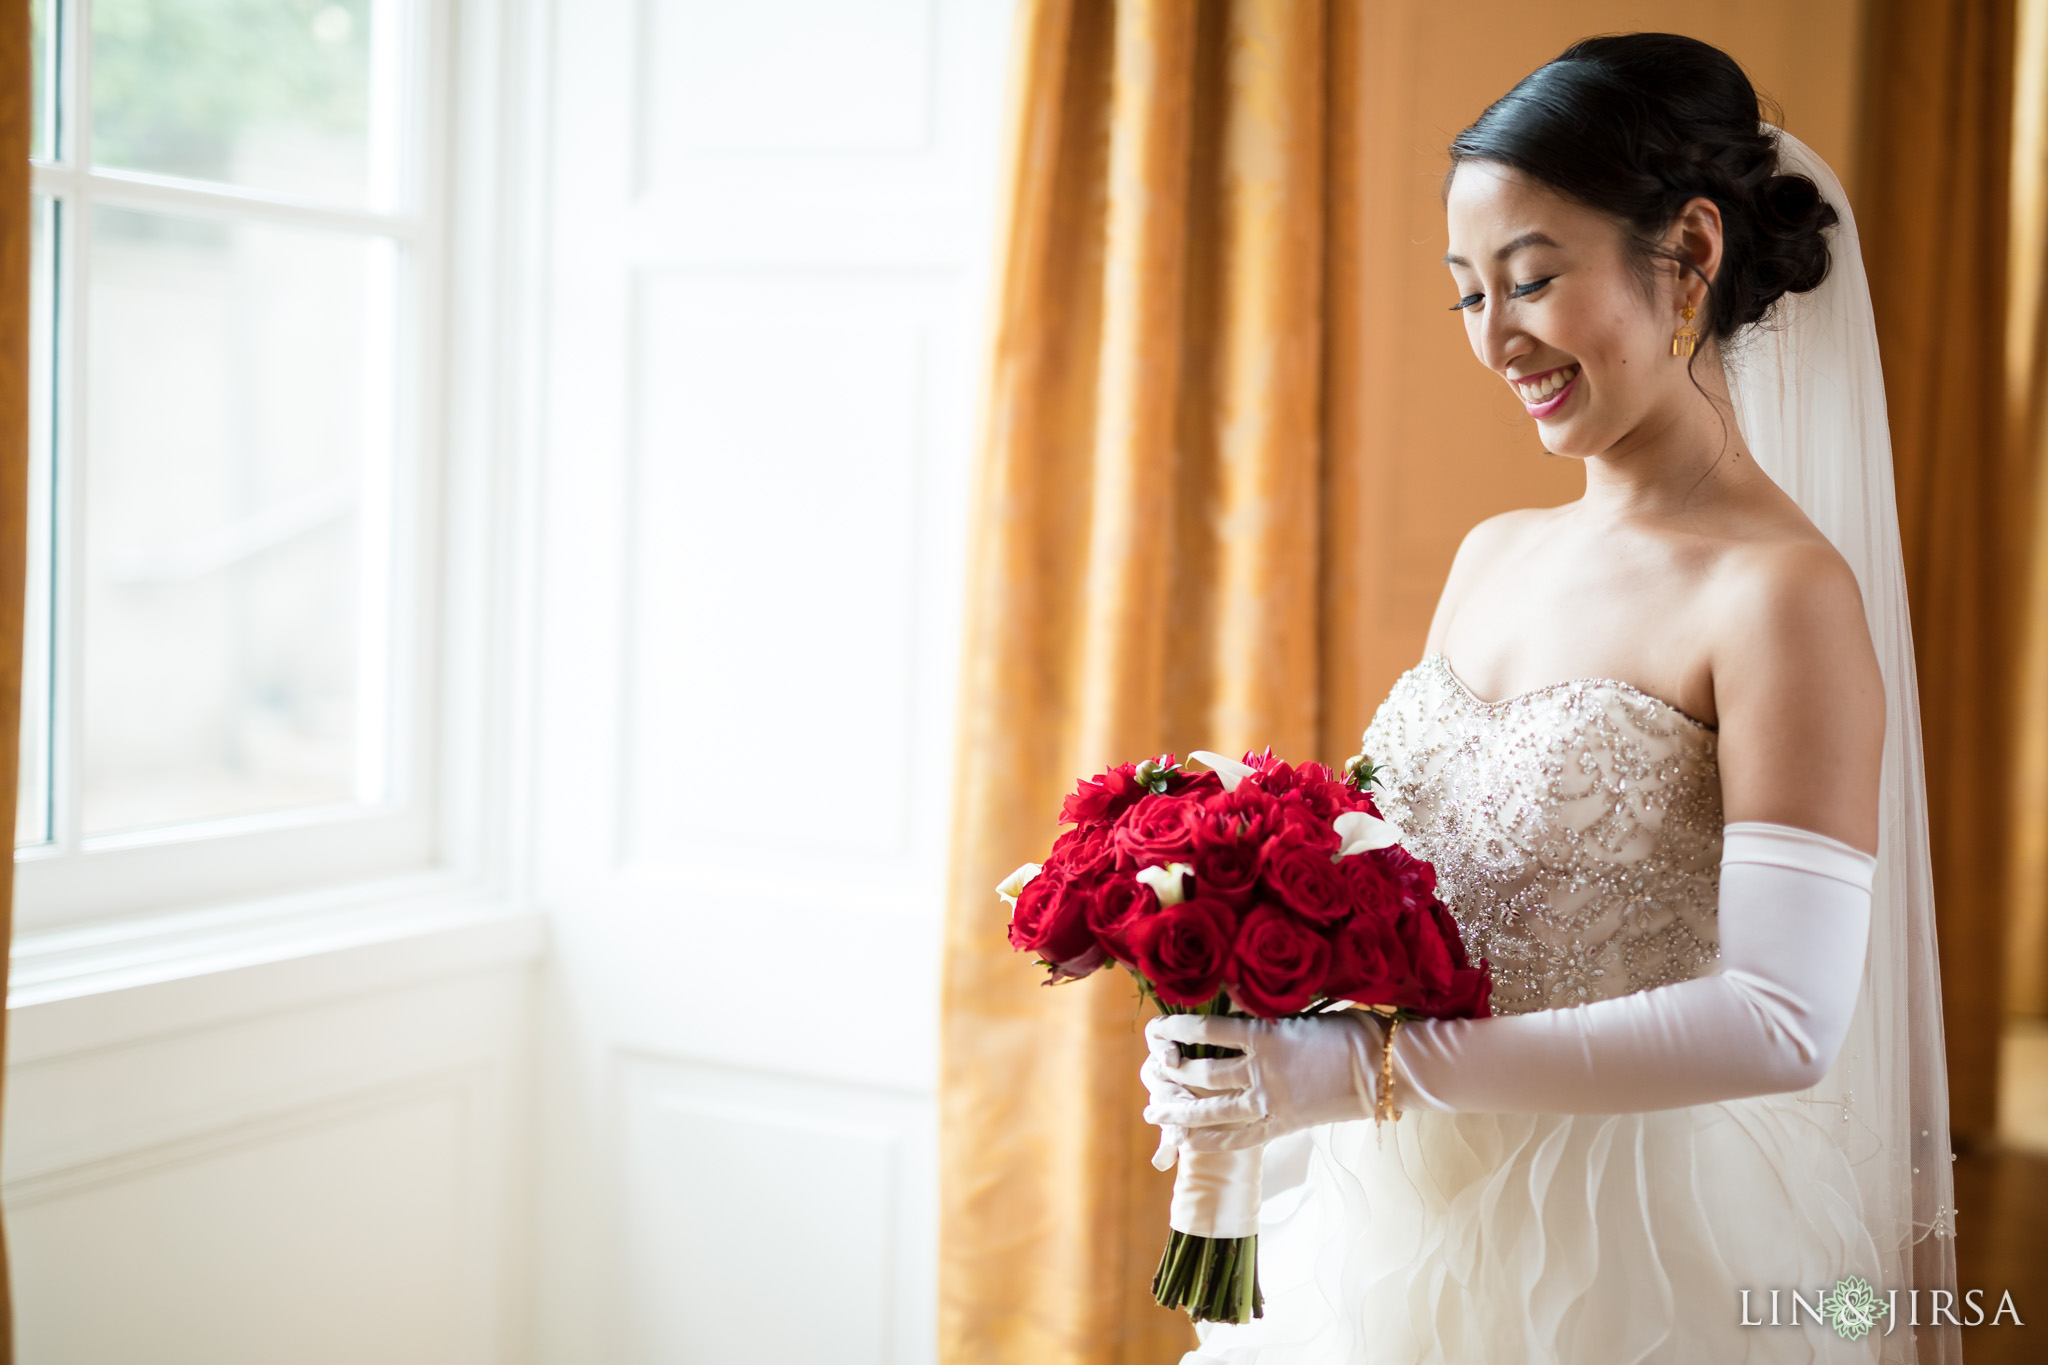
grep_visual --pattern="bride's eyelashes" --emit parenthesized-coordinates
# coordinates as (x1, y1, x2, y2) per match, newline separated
(1447, 277, 1557, 311)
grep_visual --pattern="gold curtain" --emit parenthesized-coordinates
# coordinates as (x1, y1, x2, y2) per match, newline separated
(939, 3, 1906, 1358)
(1856, 0, 2021, 1137)
(2004, 1, 2048, 1029)
(0, 0, 31, 1357)
(938, 1, 1367, 1359)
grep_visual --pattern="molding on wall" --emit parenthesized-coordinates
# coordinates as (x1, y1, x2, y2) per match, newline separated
(4, 1062, 488, 1209)
(7, 877, 544, 1065)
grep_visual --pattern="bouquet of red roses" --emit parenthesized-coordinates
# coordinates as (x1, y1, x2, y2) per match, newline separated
(1000, 748, 1491, 1324)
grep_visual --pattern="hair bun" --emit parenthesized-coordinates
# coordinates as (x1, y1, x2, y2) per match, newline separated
(1738, 171, 1837, 322)
(1448, 33, 1840, 341)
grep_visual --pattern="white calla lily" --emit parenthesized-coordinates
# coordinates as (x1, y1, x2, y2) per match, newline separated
(1188, 750, 1254, 792)
(1135, 862, 1193, 907)
(1332, 810, 1404, 857)
(996, 862, 1043, 906)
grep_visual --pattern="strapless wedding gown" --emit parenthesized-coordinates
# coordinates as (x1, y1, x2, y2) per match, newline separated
(1188, 655, 1889, 1364)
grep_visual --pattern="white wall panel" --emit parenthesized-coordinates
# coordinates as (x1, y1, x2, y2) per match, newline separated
(6, 966, 519, 1180)
(614, 1054, 932, 1365)
(7, 956, 534, 1365)
(536, 1, 1011, 1360)
(626, 272, 949, 875)
(638, 0, 938, 171)
(13, 1083, 469, 1365)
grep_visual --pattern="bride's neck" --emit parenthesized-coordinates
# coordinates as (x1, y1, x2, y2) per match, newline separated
(1576, 350, 1757, 519)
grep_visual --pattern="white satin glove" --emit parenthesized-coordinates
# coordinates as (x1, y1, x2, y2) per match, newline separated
(1137, 822, 1876, 1152)
(1386, 822, 1874, 1113)
(1142, 1010, 1382, 1165)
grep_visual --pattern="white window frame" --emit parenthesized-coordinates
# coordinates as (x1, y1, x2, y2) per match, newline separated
(13, 0, 511, 937)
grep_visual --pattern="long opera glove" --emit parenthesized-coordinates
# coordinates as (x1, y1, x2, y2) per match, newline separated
(1142, 822, 1873, 1148)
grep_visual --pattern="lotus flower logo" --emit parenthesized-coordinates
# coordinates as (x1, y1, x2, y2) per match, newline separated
(1821, 1275, 1885, 1341)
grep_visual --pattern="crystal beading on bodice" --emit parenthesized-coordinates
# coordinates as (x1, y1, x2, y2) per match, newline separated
(1361, 654, 1724, 1016)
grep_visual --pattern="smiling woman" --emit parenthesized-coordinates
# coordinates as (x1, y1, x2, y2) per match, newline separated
(1144, 33, 1958, 1365)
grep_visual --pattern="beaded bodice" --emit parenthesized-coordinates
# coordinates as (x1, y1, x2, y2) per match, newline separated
(1361, 654, 1724, 1016)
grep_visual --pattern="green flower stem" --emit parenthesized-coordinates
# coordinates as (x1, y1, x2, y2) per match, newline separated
(1151, 1230, 1264, 1324)
(1135, 978, 1413, 1323)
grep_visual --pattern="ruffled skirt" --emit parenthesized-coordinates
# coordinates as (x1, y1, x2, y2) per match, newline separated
(1187, 1097, 1898, 1364)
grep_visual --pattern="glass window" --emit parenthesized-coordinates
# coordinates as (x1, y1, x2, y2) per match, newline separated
(31, 0, 59, 162)
(21, 195, 58, 845)
(20, 0, 431, 922)
(89, 0, 387, 207)
(82, 207, 392, 833)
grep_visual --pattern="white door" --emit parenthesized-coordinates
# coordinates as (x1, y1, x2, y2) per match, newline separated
(531, 3, 1012, 1361)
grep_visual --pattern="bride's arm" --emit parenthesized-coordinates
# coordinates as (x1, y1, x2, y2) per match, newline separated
(1709, 536, 1884, 849)
(1368, 822, 1872, 1115)
(1145, 825, 1870, 1136)
(1142, 542, 1888, 1135)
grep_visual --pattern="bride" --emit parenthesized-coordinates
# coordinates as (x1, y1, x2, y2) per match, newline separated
(1140, 34, 1958, 1364)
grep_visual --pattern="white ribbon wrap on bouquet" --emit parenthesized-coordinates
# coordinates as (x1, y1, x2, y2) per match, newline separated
(1167, 1144, 1264, 1239)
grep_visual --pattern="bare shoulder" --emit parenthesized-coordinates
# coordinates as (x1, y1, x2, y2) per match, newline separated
(1702, 532, 1872, 682)
(1424, 508, 1561, 652)
(1702, 529, 1885, 850)
(1455, 506, 1557, 565)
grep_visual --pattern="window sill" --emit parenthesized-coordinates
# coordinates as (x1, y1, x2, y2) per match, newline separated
(7, 874, 545, 1066)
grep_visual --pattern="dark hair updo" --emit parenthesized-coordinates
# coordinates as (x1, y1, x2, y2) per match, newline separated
(1448, 33, 1836, 342)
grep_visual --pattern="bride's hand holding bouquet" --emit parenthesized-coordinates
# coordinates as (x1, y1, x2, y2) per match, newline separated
(999, 748, 1491, 1323)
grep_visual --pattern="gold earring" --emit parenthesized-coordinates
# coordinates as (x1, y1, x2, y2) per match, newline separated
(1671, 301, 1699, 358)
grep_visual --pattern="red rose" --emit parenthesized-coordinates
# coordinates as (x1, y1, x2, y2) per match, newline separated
(1431, 899, 1473, 968)
(1239, 747, 1280, 779)
(1400, 897, 1455, 998)
(1060, 764, 1148, 828)
(1250, 758, 1298, 795)
(1048, 824, 1117, 879)
(1006, 865, 1097, 964)
(1112, 795, 1197, 868)
(1191, 837, 1262, 908)
(1182, 792, 1265, 905)
(1260, 842, 1349, 924)
(1375, 844, 1438, 908)
(1229, 906, 1333, 1017)
(1043, 942, 1109, 984)
(1085, 874, 1159, 963)
(1190, 787, 1281, 851)
(1363, 897, 1491, 1017)
(1290, 765, 1353, 820)
(1428, 962, 1494, 1018)
(1266, 799, 1342, 855)
(1127, 897, 1237, 1007)
(1334, 851, 1402, 920)
(1321, 912, 1414, 1002)
(1412, 900, 1492, 1018)
(1166, 769, 1225, 801)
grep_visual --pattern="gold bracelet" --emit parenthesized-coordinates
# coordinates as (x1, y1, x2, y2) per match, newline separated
(1376, 1018, 1403, 1127)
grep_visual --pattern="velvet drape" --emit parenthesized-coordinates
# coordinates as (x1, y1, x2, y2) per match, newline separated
(1856, 0, 2021, 1137)
(939, 1, 2017, 1358)
(2003, 0, 2048, 1031)
(0, 0, 32, 1356)
(937, 2, 1366, 1359)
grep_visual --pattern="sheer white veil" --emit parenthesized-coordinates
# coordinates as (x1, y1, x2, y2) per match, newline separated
(1724, 127, 1959, 1363)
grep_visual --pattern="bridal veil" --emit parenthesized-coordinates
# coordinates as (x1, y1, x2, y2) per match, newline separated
(1725, 127, 1960, 1364)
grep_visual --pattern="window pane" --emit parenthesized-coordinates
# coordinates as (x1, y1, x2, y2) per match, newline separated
(90, 0, 384, 206)
(84, 206, 394, 835)
(31, 0, 57, 161)
(19, 197, 59, 847)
